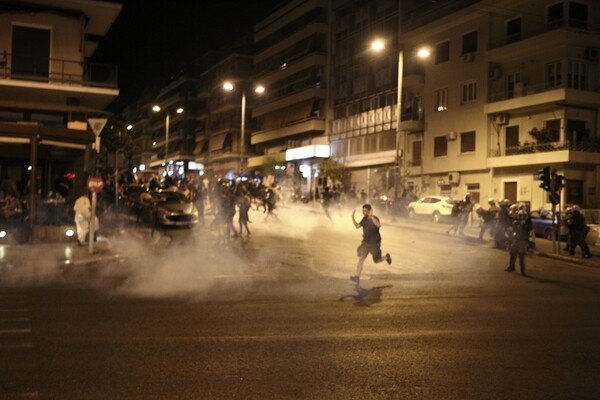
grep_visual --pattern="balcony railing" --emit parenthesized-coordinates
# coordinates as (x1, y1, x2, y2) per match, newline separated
(489, 139, 600, 157)
(488, 81, 599, 103)
(0, 53, 118, 88)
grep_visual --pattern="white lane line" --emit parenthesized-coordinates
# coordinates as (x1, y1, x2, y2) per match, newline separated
(0, 343, 33, 349)
(0, 317, 29, 322)
(1, 392, 39, 398)
(0, 329, 31, 334)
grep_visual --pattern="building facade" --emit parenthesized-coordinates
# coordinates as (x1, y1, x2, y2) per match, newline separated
(329, 0, 401, 201)
(124, 0, 600, 210)
(250, 0, 329, 192)
(400, 0, 600, 209)
(0, 0, 120, 233)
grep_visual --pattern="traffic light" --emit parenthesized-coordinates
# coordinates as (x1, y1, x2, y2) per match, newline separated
(550, 192, 560, 206)
(553, 174, 564, 192)
(538, 167, 551, 191)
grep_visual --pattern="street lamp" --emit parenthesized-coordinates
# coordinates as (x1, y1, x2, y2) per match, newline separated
(223, 81, 265, 175)
(152, 105, 183, 161)
(371, 39, 429, 212)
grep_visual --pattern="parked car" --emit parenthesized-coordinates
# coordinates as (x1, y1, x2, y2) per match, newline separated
(407, 196, 454, 223)
(142, 190, 199, 228)
(529, 209, 568, 240)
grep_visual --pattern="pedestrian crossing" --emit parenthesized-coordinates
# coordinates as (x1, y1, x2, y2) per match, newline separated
(0, 289, 38, 399)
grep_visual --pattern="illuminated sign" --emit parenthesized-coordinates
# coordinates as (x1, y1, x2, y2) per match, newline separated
(285, 145, 330, 161)
(188, 162, 204, 171)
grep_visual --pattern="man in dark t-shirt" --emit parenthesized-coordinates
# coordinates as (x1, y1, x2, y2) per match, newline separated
(350, 204, 392, 284)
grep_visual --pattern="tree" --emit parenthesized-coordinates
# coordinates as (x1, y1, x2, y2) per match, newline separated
(529, 127, 558, 143)
(97, 119, 136, 176)
(317, 158, 351, 190)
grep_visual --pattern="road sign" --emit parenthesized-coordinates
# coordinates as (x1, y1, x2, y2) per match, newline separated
(87, 176, 104, 193)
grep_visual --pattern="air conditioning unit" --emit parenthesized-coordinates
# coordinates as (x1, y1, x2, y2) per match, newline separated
(461, 52, 474, 62)
(495, 114, 509, 125)
(584, 46, 598, 61)
(448, 172, 460, 185)
(447, 131, 458, 140)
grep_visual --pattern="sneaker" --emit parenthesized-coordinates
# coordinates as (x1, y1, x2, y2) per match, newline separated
(504, 267, 515, 272)
(350, 275, 360, 284)
(385, 253, 392, 265)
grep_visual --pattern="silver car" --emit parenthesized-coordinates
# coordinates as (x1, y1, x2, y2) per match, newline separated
(148, 190, 199, 228)
(407, 195, 454, 223)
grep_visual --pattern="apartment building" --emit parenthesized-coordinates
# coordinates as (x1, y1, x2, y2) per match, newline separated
(199, 51, 255, 179)
(251, 0, 329, 192)
(329, 0, 400, 200)
(401, 0, 600, 208)
(0, 0, 120, 230)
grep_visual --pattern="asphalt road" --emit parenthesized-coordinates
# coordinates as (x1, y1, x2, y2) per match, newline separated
(1, 206, 599, 399)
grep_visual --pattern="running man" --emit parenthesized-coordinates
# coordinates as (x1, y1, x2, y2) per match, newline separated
(350, 204, 392, 284)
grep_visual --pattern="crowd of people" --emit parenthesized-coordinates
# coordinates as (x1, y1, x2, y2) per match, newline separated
(445, 194, 594, 274)
(127, 174, 282, 241)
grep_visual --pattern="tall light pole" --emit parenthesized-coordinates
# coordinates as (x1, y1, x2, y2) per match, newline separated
(152, 105, 183, 163)
(224, 81, 265, 176)
(371, 40, 429, 213)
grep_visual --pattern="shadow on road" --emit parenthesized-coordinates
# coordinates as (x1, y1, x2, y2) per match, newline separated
(339, 284, 393, 307)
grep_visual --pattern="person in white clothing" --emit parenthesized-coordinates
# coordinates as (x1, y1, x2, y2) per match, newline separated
(73, 193, 97, 245)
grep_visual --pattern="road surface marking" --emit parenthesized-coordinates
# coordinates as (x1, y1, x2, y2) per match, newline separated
(0, 329, 31, 334)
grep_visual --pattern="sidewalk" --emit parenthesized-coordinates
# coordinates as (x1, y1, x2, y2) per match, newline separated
(379, 214, 600, 269)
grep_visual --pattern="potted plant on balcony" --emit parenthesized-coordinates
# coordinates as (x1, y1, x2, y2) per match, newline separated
(529, 127, 559, 152)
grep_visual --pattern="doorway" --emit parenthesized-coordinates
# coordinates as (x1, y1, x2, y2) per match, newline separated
(503, 181, 517, 204)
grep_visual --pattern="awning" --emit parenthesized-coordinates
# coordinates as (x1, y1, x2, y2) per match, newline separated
(0, 122, 94, 147)
(193, 139, 207, 156)
(209, 133, 227, 152)
(261, 100, 314, 130)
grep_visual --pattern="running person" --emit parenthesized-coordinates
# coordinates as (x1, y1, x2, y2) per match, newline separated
(350, 204, 392, 284)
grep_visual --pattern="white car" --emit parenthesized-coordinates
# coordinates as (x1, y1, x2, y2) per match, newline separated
(407, 196, 454, 223)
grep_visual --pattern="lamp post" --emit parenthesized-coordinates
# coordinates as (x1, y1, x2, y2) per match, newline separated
(152, 105, 183, 163)
(371, 40, 429, 216)
(223, 82, 265, 175)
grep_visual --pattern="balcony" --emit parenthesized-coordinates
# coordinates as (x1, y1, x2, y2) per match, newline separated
(251, 117, 325, 145)
(400, 110, 424, 132)
(0, 54, 118, 109)
(488, 139, 600, 168)
(485, 84, 600, 115)
(0, 53, 118, 88)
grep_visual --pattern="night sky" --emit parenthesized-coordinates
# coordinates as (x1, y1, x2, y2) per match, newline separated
(92, 0, 284, 112)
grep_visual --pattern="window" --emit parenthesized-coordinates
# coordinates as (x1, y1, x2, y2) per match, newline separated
(462, 31, 478, 54)
(506, 18, 521, 43)
(460, 81, 477, 104)
(547, 2, 563, 28)
(505, 125, 519, 151)
(567, 60, 587, 89)
(11, 25, 50, 78)
(434, 135, 448, 157)
(565, 179, 584, 206)
(548, 2, 589, 30)
(569, 2, 588, 29)
(434, 88, 448, 111)
(545, 119, 561, 141)
(412, 140, 422, 166)
(546, 61, 562, 88)
(435, 41, 449, 64)
(460, 131, 476, 153)
(505, 72, 522, 99)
